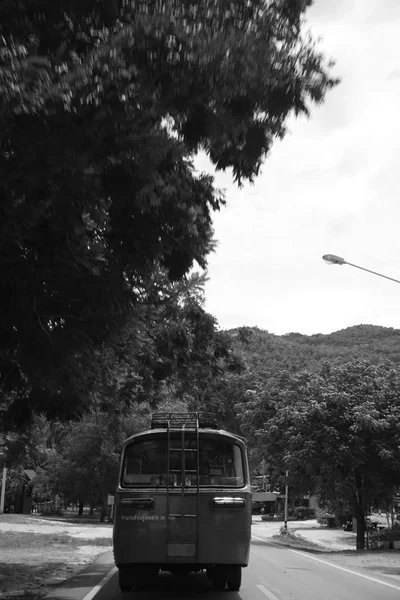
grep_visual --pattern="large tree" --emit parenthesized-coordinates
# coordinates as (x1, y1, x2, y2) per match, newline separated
(0, 0, 337, 423)
(237, 361, 400, 549)
(43, 412, 121, 517)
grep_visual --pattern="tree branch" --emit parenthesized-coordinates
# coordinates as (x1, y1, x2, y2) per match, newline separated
(33, 297, 52, 342)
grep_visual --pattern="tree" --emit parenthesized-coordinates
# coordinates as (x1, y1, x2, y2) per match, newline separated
(43, 412, 121, 517)
(41, 395, 191, 519)
(0, 0, 337, 423)
(236, 361, 400, 549)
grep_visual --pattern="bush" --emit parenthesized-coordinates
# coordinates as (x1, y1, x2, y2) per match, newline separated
(376, 523, 400, 542)
(39, 508, 64, 516)
(278, 526, 300, 538)
(294, 507, 316, 520)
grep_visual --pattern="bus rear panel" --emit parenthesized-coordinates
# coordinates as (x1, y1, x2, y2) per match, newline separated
(113, 413, 251, 591)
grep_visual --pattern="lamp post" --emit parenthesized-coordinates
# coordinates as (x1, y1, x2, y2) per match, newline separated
(322, 254, 400, 285)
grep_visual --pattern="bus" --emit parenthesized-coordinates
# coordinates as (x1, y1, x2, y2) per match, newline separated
(113, 412, 251, 591)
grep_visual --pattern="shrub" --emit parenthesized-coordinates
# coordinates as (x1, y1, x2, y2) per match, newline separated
(377, 523, 400, 542)
(279, 525, 296, 537)
(294, 507, 316, 520)
(39, 508, 64, 517)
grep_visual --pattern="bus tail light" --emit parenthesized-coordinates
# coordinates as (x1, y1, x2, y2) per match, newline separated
(120, 498, 154, 509)
(212, 497, 246, 509)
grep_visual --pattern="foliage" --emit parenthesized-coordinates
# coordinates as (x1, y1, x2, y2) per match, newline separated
(218, 324, 400, 496)
(236, 360, 400, 549)
(0, 268, 237, 429)
(28, 395, 193, 516)
(293, 506, 315, 520)
(0, 413, 53, 469)
(2, 468, 30, 509)
(42, 412, 121, 511)
(279, 525, 296, 537)
(0, 0, 336, 424)
(229, 325, 400, 374)
(372, 523, 400, 542)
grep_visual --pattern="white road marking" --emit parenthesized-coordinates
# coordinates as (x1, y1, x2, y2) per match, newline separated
(81, 566, 118, 600)
(252, 535, 400, 592)
(289, 549, 400, 592)
(256, 583, 281, 600)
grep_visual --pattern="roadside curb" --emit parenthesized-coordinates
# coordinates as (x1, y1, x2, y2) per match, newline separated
(252, 533, 333, 553)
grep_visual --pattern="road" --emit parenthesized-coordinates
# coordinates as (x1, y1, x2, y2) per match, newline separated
(45, 538, 400, 600)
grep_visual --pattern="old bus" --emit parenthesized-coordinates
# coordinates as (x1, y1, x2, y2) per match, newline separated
(113, 412, 251, 591)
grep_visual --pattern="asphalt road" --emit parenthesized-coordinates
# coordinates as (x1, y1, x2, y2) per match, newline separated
(45, 538, 400, 600)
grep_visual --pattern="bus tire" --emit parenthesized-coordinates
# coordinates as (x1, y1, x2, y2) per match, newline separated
(118, 567, 135, 592)
(213, 577, 226, 591)
(226, 566, 242, 591)
(212, 568, 226, 591)
(206, 567, 213, 581)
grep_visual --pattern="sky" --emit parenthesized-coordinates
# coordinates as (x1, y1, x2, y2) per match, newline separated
(194, 0, 400, 337)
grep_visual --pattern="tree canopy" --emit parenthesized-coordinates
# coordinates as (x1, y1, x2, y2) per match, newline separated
(236, 360, 400, 549)
(228, 325, 400, 373)
(0, 0, 337, 425)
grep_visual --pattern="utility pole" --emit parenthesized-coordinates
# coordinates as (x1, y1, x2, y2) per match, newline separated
(284, 470, 289, 531)
(261, 458, 266, 491)
(0, 467, 6, 514)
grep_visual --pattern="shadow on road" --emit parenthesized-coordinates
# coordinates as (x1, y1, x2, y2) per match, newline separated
(45, 566, 244, 600)
(127, 571, 243, 597)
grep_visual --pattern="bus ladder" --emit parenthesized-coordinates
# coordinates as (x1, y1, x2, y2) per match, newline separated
(166, 414, 200, 558)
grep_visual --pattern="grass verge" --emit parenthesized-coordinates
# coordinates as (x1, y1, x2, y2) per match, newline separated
(0, 531, 112, 600)
(271, 532, 323, 551)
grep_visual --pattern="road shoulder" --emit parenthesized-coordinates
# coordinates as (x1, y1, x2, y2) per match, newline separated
(44, 550, 115, 600)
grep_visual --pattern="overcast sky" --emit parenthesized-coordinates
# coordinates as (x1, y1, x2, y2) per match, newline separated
(195, 0, 400, 336)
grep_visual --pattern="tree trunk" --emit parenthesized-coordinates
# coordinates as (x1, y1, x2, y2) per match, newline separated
(100, 505, 109, 523)
(78, 498, 84, 516)
(354, 474, 366, 550)
(355, 512, 365, 550)
(99, 491, 109, 523)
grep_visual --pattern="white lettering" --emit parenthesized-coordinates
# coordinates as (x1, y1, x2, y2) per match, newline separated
(120, 514, 176, 522)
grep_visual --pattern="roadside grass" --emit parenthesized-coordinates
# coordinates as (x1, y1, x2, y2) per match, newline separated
(0, 530, 112, 599)
(33, 508, 113, 525)
(0, 512, 113, 528)
(271, 532, 323, 551)
(2, 531, 112, 548)
(0, 513, 112, 531)
(0, 514, 43, 525)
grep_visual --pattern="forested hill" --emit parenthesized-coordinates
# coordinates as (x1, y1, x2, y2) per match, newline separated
(227, 325, 400, 373)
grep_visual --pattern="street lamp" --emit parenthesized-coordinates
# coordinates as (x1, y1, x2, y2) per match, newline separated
(322, 254, 400, 285)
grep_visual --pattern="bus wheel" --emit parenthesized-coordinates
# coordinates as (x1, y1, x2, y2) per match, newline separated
(212, 568, 226, 591)
(213, 577, 226, 591)
(206, 567, 214, 581)
(118, 567, 136, 592)
(226, 566, 242, 591)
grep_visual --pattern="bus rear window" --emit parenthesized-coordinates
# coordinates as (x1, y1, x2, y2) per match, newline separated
(122, 434, 244, 488)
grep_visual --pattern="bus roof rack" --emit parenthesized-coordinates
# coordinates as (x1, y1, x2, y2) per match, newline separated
(151, 412, 220, 430)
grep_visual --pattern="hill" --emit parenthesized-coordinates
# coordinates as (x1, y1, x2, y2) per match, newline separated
(227, 325, 400, 373)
